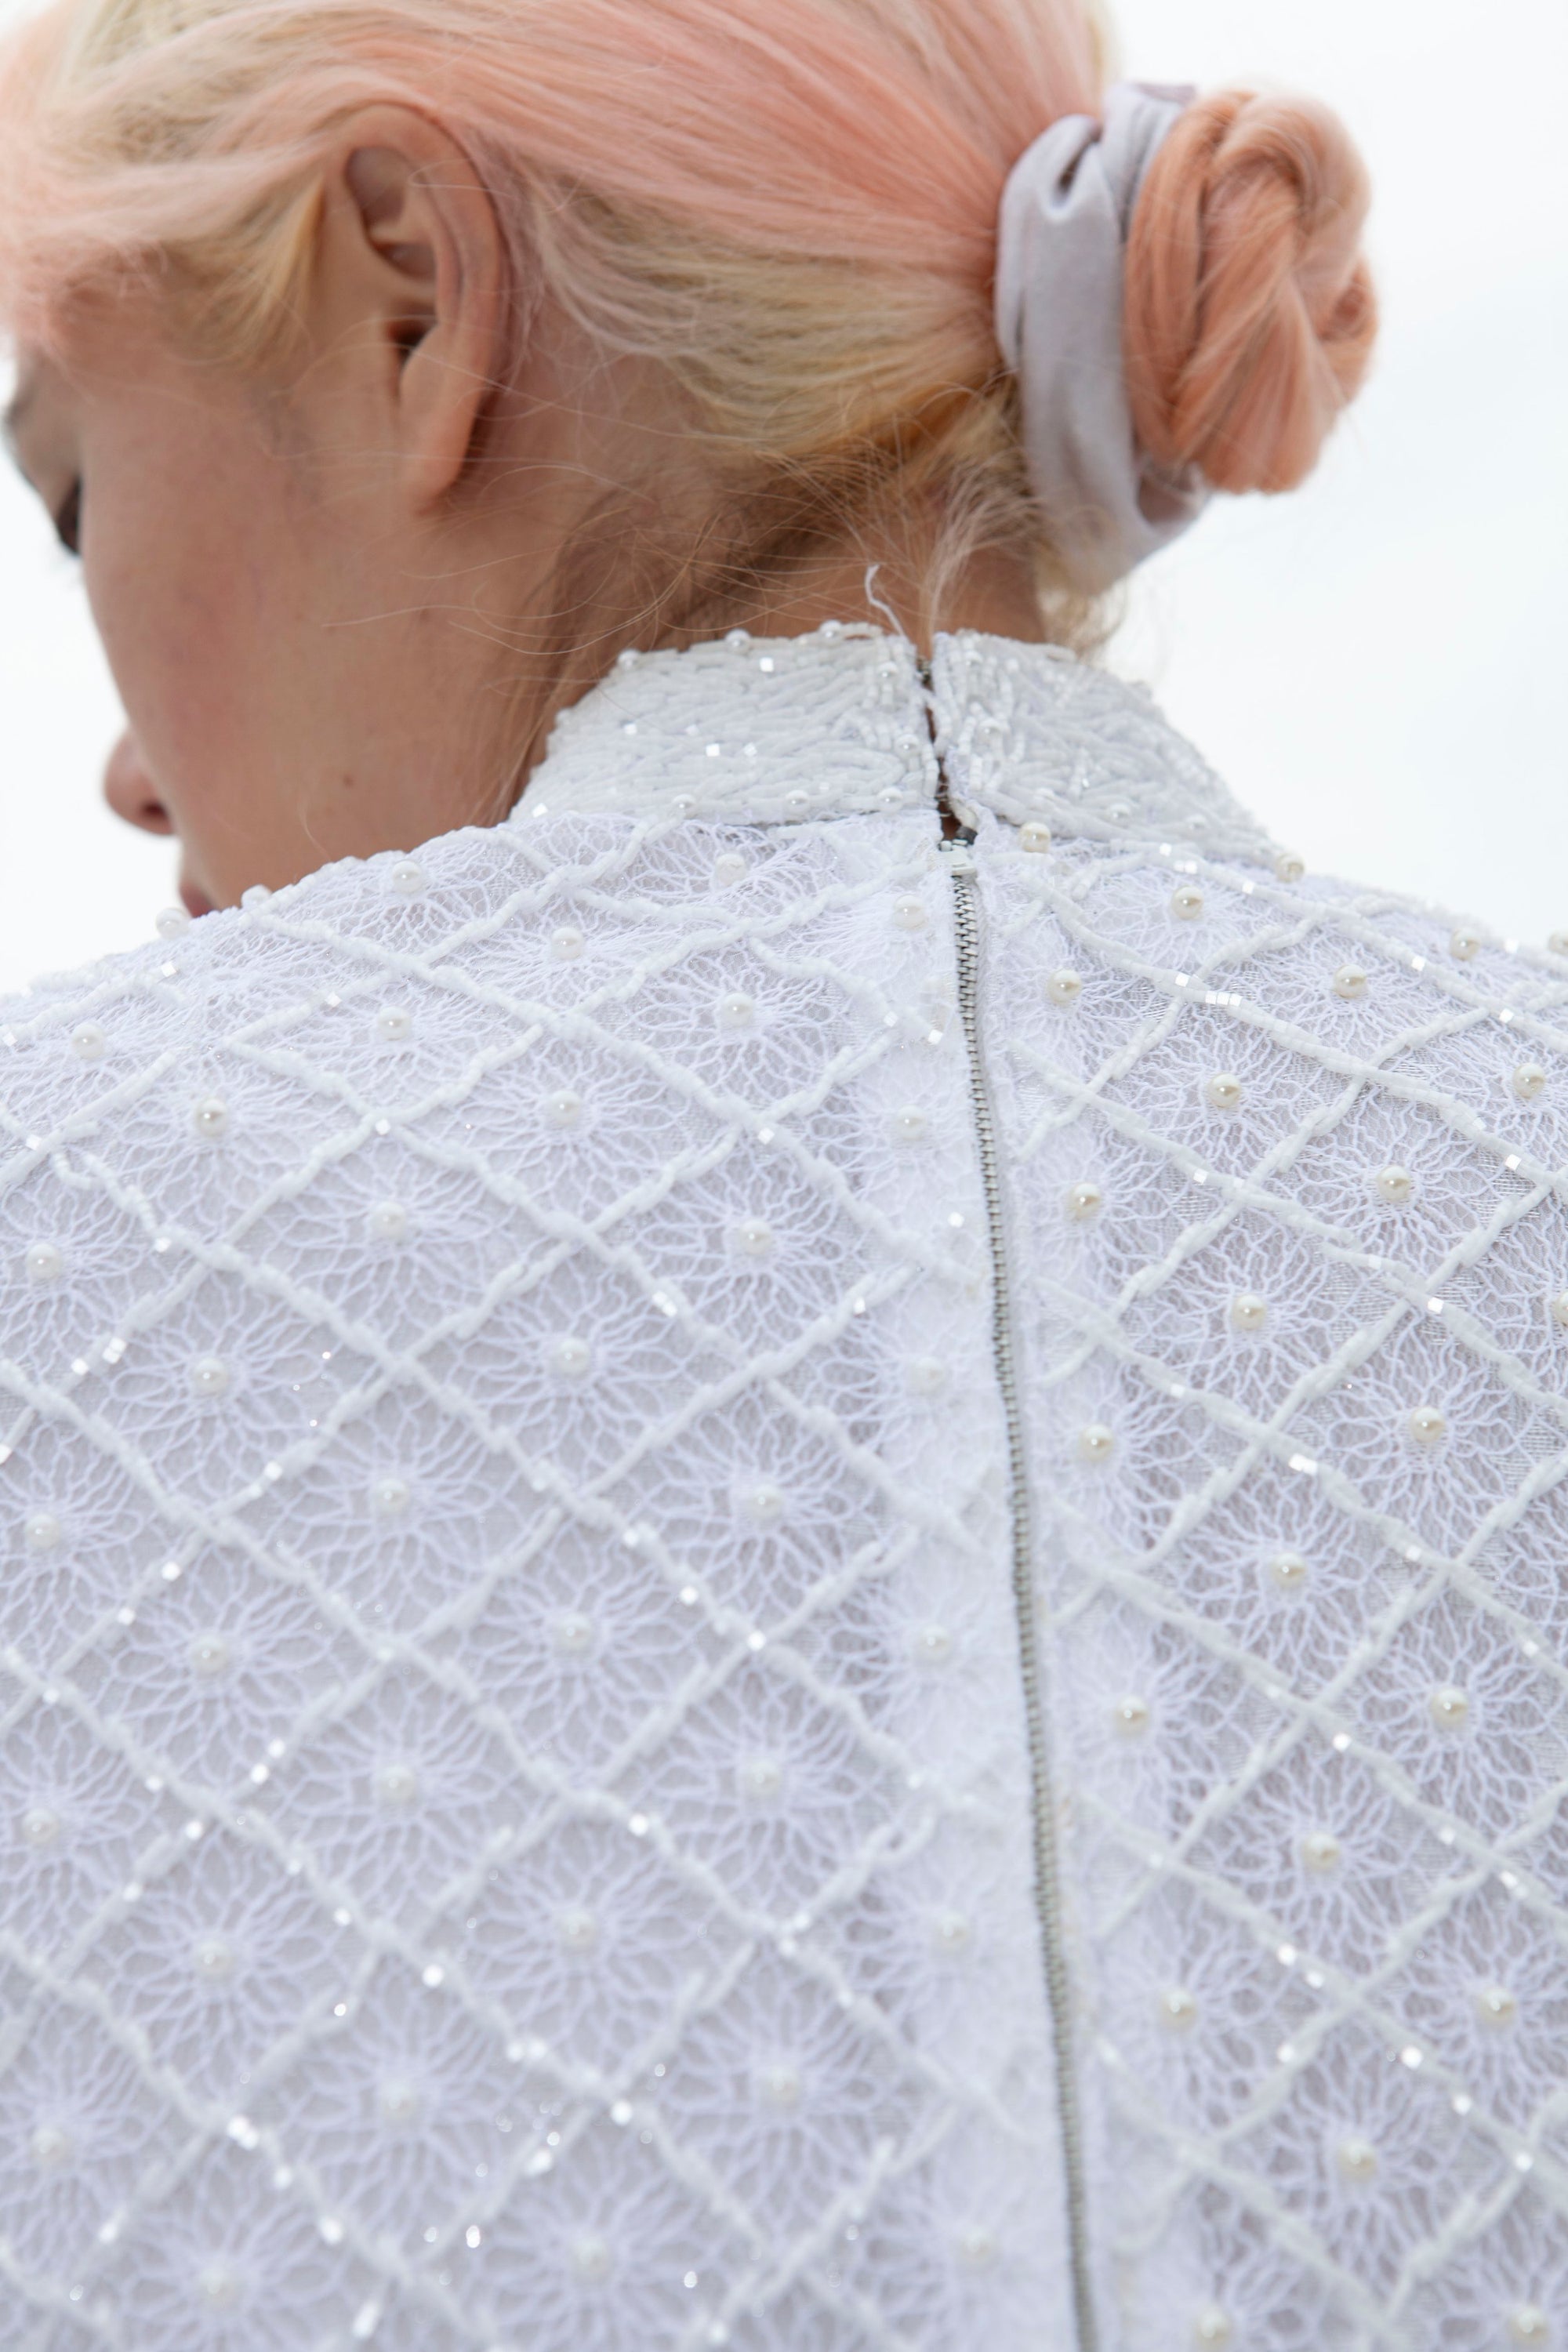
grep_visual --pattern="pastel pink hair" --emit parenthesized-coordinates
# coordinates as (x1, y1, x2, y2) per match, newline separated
(0, 0, 1374, 597)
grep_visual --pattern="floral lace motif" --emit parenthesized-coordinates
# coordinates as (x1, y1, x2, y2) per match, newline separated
(2, 624, 1566, 2350)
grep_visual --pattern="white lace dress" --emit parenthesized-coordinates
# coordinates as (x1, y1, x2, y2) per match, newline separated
(2, 625, 1564, 2352)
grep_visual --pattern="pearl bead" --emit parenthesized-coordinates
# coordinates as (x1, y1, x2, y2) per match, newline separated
(1331, 965, 1368, 1001)
(368, 1200, 408, 1244)
(550, 1335, 592, 1379)
(1078, 1422, 1116, 1465)
(1428, 1683, 1468, 1729)
(1374, 1164, 1414, 1205)
(1408, 1406, 1447, 1447)
(1171, 884, 1204, 920)
(544, 1088, 583, 1129)
(1065, 1180, 1104, 1224)
(70, 1022, 107, 1062)
(30, 2123, 73, 2172)
(737, 1754, 783, 1802)
(187, 1632, 232, 1679)
(1477, 1984, 1518, 2029)
(912, 1623, 953, 1666)
(20, 1805, 62, 1849)
(1301, 1831, 1341, 1873)
(711, 991, 757, 1033)
(1046, 967, 1083, 1007)
(740, 1479, 786, 1526)
(955, 2225, 998, 2270)
(906, 1356, 948, 1396)
(1552, 1294, 1568, 1330)
(931, 1908, 971, 1954)
(378, 2078, 422, 2125)
(712, 852, 749, 888)
(550, 1610, 595, 1656)
(731, 1218, 775, 1260)
(188, 1356, 230, 1401)
(1336, 2136, 1378, 2184)
(1019, 821, 1052, 854)
(1229, 1293, 1268, 1334)
(570, 2233, 612, 2283)
(1112, 1695, 1150, 1737)
(892, 895, 929, 931)
(1508, 2308, 1550, 2344)
(24, 1511, 62, 1552)
(1551, 932, 1568, 960)
(1269, 1550, 1309, 1592)
(1513, 1063, 1548, 1102)
(550, 925, 585, 961)
(889, 1106, 928, 1145)
(1275, 851, 1306, 884)
(1192, 2308, 1232, 2347)
(375, 1007, 412, 1044)
(372, 1762, 419, 1809)
(24, 1240, 64, 1283)
(371, 1475, 411, 1517)
(390, 861, 426, 898)
(1204, 1073, 1243, 1112)
(155, 906, 192, 940)
(1159, 1987, 1199, 2032)
(556, 1905, 600, 1955)
(191, 1094, 229, 1142)
(196, 2263, 242, 2310)
(756, 2062, 802, 2110)
(191, 1934, 237, 1982)
(1450, 927, 1482, 961)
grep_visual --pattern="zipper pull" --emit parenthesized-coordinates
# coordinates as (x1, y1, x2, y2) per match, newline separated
(942, 837, 977, 877)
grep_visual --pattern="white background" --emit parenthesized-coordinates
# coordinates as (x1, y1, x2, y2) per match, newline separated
(0, 0, 1563, 991)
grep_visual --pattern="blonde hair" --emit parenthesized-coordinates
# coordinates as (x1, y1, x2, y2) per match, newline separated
(0, 0, 1374, 647)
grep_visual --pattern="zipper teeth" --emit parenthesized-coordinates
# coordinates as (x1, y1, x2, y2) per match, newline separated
(946, 841, 1099, 2352)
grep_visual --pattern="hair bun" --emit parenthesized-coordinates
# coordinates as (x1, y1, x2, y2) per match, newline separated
(1123, 89, 1377, 496)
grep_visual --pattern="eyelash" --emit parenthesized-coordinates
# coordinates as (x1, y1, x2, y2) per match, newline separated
(53, 480, 82, 557)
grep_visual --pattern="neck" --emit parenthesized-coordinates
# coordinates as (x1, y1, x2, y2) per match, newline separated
(726, 537, 1049, 653)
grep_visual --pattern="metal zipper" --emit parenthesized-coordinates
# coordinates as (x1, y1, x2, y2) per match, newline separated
(942, 827, 1099, 2352)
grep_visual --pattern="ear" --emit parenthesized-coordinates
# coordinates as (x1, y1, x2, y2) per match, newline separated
(310, 103, 505, 508)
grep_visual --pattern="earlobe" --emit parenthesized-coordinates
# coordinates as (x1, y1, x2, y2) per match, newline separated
(328, 106, 506, 508)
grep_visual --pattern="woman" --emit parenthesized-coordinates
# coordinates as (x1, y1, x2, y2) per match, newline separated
(0, 0, 1561, 2343)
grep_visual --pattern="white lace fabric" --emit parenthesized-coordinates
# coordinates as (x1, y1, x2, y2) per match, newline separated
(1, 622, 1565, 2350)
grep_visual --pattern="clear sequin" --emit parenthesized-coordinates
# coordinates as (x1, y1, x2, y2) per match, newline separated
(1046, 967, 1083, 1007)
(1229, 1293, 1268, 1334)
(1204, 1073, 1243, 1112)
(1428, 1684, 1469, 1729)
(187, 1632, 232, 1680)
(1408, 1406, 1447, 1447)
(24, 1241, 64, 1283)
(372, 1762, 420, 1809)
(188, 1356, 230, 1400)
(368, 1200, 409, 1244)
(1301, 1831, 1341, 1873)
(1065, 1180, 1104, 1224)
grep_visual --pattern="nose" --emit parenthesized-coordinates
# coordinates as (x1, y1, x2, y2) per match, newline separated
(103, 731, 174, 835)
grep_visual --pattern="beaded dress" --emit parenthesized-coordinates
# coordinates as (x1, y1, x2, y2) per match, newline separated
(2, 624, 1566, 2351)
